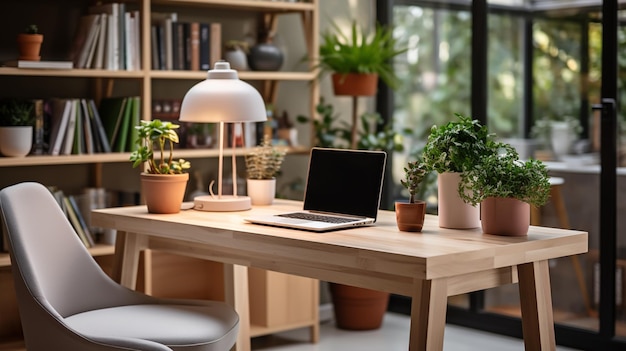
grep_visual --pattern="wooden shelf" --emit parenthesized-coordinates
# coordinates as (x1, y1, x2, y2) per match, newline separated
(0, 146, 309, 168)
(0, 244, 115, 268)
(154, 0, 316, 12)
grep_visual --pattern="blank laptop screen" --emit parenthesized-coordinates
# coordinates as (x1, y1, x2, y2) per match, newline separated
(303, 148, 387, 220)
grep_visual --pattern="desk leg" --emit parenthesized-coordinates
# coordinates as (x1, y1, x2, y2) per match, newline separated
(518, 260, 556, 351)
(409, 278, 448, 351)
(114, 231, 146, 290)
(223, 264, 251, 351)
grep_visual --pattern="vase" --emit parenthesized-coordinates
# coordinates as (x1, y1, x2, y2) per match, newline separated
(550, 121, 576, 159)
(224, 48, 248, 71)
(140, 173, 189, 214)
(480, 197, 530, 236)
(246, 178, 276, 206)
(247, 41, 283, 71)
(395, 200, 426, 232)
(437, 172, 480, 229)
(0, 126, 33, 157)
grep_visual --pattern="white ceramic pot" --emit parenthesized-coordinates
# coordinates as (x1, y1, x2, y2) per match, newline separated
(550, 121, 576, 158)
(0, 126, 33, 157)
(437, 172, 480, 229)
(247, 178, 276, 206)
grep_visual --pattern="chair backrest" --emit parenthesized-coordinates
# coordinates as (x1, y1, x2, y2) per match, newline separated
(0, 182, 144, 319)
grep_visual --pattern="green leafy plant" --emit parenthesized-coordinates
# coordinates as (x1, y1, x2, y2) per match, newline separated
(422, 113, 498, 173)
(530, 115, 582, 149)
(400, 160, 429, 203)
(317, 20, 407, 89)
(0, 99, 34, 127)
(458, 144, 551, 207)
(245, 137, 287, 180)
(24, 24, 38, 34)
(296, 98, 407, 151)
(130, 119, 190, 174)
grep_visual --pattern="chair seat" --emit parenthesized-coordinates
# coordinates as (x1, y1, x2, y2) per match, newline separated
(65, 303, 238, 350)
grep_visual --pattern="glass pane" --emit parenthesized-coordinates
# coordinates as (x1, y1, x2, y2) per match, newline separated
(484, 8, 602, 335)
(390, 4, 472, 212)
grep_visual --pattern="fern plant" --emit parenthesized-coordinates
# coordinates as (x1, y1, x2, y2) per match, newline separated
(317, 20, 407, 89)
(458, 144, 551, 207)
(422, 113, 498, 174)
(245, 137, 287, 180)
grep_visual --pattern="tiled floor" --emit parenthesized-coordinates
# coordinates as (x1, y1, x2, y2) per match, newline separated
(251, 312, 582, 351)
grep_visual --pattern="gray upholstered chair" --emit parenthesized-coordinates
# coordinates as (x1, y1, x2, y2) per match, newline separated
(0, 182, 239, 351)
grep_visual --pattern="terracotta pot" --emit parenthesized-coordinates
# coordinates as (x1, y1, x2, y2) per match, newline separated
(140, 173, 189, 214)
(395, 200, 426, 232)
(17, 33, 43, 61)
(481, 197, 530, 236)
(331, 73, 378, 96)
(246, 178, 276, 206)
(437, 172, 480, 229)
(329, 283, 389, 330)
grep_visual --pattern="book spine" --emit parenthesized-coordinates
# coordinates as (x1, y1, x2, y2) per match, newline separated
(190, 22, 200, 71)
(210, 23, 222, 68)
(199, 23, 210, 70)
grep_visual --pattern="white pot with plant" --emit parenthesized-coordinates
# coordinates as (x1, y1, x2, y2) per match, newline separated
(130, 119, 191, 214)
(422, 113, 500, 229)
(458, 144, 551, 236)
(0, 100, 34, 157)
(245, 137, 286, 206)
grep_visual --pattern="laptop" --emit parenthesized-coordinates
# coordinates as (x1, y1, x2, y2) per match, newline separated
(245, 147, 387, 232)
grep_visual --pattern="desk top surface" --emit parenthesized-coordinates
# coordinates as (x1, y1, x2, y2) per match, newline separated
(92, 199, 588, 281)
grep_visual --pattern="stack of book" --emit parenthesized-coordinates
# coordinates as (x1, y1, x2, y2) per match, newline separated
(47, 98, 113, 156)
(69, 2, 140, 70)
(151, 12, 222, 71)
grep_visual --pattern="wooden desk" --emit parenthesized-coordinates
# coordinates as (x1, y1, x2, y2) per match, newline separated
(92, 199, 588, 351)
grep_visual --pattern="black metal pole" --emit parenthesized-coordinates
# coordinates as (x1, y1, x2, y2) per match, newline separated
(598, 0, 618, 341)
(472, 0, 488, 126)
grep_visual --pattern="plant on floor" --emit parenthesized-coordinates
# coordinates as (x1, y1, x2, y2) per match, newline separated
(296, 98, 408, 152)
(130, 119, 190, 174)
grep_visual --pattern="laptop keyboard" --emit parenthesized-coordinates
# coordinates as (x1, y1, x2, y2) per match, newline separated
(278, 212, 358, 224)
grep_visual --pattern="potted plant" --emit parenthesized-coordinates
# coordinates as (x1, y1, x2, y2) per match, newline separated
(130, 119, 191, 214)
(0, 99, 34, 157)
(17, 24, 43, 61)
(422, 113, 499, 229)
(396, 160, 429, 232)
(316, 20, 407, 148)
(531, 115, 582, 160)
(244, 136, 286, 205)
(458, 144, 551, 236)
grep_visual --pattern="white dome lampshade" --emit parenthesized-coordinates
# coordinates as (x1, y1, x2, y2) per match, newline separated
(179, 61, 267, 211)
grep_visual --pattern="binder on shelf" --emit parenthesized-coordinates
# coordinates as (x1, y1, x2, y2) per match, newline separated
(80, 99, 95, 154)
(48, 99, 72, 156)
(99, 97, 128, 149)
(72, 100, 85, 155)
(87, 99, 112, 153)
(63, 196, 94, 248)
(199, 23, 210, 70)
(127, 96, 141, 152)
(61, 100, 78, 155)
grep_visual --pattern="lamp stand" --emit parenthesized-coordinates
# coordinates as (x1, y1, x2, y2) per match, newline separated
(193, 121, 251, 211)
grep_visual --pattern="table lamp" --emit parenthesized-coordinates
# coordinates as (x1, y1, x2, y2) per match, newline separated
(179, 61, 267, 211)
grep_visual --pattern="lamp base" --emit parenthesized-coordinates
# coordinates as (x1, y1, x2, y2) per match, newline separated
(193, 195, 251, 212)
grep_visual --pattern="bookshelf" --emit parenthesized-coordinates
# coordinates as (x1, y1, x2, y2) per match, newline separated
(0, 0, 319, 348)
